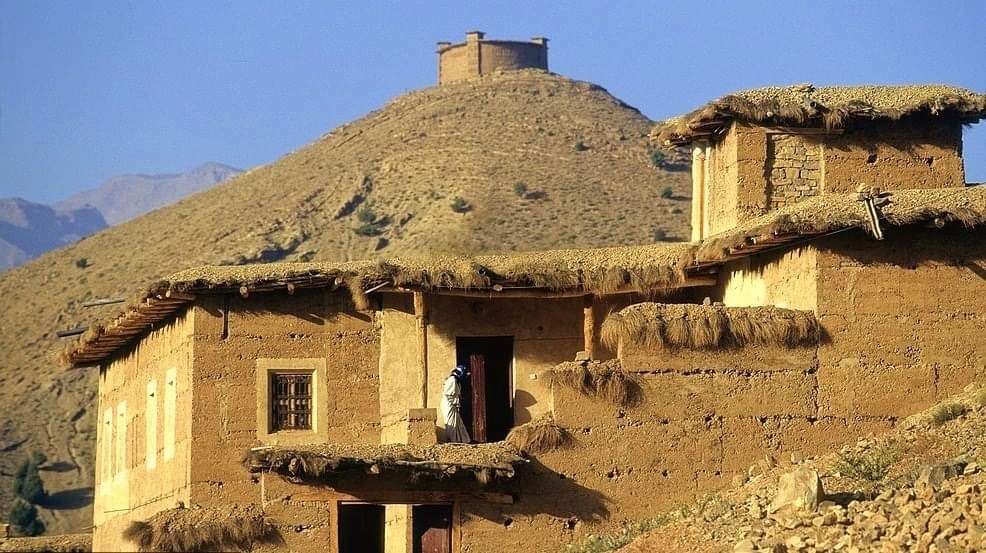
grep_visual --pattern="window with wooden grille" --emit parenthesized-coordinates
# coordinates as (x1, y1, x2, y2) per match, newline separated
(271, 373, 313, 431)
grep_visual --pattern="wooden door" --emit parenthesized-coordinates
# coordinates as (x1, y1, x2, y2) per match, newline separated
(413, 505, 452, 553)
(469, 353, 488, 443)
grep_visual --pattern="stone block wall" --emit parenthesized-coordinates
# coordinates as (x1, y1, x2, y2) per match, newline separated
(437, 32, 548, 85)
(767, 134, 821, 209)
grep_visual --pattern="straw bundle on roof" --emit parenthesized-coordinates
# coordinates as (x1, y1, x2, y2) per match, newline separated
(505, 415, 572, 454)
(543, 359, 642, 407)
(653, 84, 986, 145)
(122, 505, 276, 553)
(602, 302, 818, 351)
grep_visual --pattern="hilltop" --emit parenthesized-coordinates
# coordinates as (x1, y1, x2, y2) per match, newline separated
(0, 69, 689, 533)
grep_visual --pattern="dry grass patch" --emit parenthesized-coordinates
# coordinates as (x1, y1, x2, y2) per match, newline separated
(930, 402, 968, 427)
(544, 360, 642, 408)
(831, 442, 900, 485)
(123, 505, 277, 552)
(506, 415, 572, 454)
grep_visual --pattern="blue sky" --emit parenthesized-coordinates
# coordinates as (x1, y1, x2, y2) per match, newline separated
(2, 1, 984, 203)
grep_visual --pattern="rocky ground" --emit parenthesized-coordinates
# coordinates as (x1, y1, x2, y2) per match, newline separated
(616, 385, 986, 553)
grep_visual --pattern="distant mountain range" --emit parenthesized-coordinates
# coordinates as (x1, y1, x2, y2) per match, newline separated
(0, 162, 241, 271)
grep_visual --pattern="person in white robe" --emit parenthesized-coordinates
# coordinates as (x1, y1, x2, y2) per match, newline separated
(441, 365, 471, 443)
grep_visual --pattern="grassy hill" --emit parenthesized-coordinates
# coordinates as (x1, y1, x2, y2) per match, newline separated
(0, 69, 690, 533)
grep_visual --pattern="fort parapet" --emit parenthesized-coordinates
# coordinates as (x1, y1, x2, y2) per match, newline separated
(437, 31, 548, 84)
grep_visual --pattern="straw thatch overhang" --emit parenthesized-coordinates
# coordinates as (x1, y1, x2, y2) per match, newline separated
(0, 534, 91, 553)
(693, 186, 986, 267)
(602, 302, 818, 351)
(64, 186, 986, 368)
(123, 505, 277, 553)
(246, 442, 527, 486)
(652, 84, 986, 145)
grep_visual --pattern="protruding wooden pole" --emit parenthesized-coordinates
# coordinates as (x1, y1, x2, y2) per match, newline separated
(413, 292, 429, 408)
(583, 294, 596, 360)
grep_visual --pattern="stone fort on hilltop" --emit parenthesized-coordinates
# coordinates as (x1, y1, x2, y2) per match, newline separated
(436, 31, 548, 84)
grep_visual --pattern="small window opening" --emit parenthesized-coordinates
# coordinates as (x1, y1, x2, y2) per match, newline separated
(866, 153, 878, 164)
(271, 373, 313, 431)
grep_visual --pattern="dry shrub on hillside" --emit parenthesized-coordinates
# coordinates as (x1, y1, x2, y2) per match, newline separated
(930, 402, 968, 426)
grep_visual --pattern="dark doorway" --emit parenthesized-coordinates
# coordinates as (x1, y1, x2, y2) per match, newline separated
(456, 336, 514, 442)
(339, 503, 384, 553)
(413, 504, 452, 553)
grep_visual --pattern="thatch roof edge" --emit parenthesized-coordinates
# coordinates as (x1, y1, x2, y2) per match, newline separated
(652, 84, 986, 145)
(64, 186, 986, 368)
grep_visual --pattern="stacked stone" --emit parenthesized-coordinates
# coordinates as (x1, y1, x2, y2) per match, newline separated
(734, 463, 986, 552)
(767, 135, 821, 210)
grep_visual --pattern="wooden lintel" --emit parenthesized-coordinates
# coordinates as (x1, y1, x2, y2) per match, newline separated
(382, 276, 718, 298)
(276, 483, 514, 505)
(164, 290, 195, 301)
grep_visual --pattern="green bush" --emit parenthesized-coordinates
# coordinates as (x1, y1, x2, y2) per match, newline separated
(660, 186, 674, 199)
(450, 196, 471, 213)
(650, 150, 667, 167)
(356, 205, 377, 224)
(831, 443, 899, 483)
(354, 223, 383, 237)
(74, 257, 89, 269)
(513, 182, 528, 197)
(12, 453, 46, 504)
(930, 402, 967, 426)
(7, 499, 45, 537)
(574, 141, 589, 152)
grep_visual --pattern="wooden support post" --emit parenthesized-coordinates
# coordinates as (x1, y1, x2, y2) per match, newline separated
(583, 294, 596, 360)
(692, 146, 706, 242)
(413, 292, 429, 409)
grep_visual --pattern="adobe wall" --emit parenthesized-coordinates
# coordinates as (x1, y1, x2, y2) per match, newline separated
(91, 310, 195, 553)
(700, 120, 965, 235)
(822, 119, 965, 192)
(814, 226, 986, 419)
(184, 289, 381, 511)
(720, 245, 819, 311)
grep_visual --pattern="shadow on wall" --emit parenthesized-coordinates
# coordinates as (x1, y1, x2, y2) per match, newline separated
(41, 487, 94, 510)
(466, 458, 610, 525)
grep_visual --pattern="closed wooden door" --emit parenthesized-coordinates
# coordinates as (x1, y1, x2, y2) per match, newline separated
(413, 504, 452, 553)
(469, 353, 487, 443)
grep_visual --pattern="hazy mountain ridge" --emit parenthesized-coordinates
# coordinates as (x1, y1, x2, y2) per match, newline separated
(0, 163, 242, 271)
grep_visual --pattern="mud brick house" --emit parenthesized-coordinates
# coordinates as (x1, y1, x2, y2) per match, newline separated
(65, 83, 986, 552)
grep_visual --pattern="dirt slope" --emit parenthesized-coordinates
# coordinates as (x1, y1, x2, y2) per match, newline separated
(0, 69, 689, 533)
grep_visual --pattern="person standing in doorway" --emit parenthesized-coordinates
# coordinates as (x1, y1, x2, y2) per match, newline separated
(441, 365, 471, 443)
